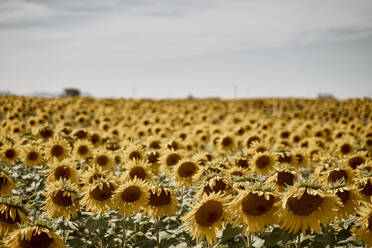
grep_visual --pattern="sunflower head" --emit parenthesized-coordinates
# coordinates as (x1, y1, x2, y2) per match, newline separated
(44, 136, 71, 161)
(0, 143, 18, 165)
(145, 184, 178, 219)
(21, 145, 43, 166)
(0, 169, 17, 196)
(0, 196, 28, 238)
(47, 158, 79, 183)
(252, 151, 277, 175)
(172, 158, 201, 187)
(124, 159, 152, 181)
(43, 179, 80, 219)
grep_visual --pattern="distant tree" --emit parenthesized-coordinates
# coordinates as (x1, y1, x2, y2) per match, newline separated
(317, 93, 336, 99)
(64, 88, 80, 97)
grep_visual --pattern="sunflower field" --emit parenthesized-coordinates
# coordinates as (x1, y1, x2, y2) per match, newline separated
(0, 95, 371, 248)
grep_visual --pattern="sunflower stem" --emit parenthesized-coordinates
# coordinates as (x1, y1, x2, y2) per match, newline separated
(241, 232, 247, 248)
(156, 218, 161, 248)
(296, 233, 301, 248)
(122, 215, 127, 248)
(98, 214, 105, 248)
(180, 185, 184, 209)
(247, 233, 253, 248)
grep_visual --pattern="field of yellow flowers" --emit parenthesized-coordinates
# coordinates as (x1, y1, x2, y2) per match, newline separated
(0, 95, 371, 248)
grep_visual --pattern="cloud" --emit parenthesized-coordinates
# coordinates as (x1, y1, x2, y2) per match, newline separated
(0, 0, 372, 63)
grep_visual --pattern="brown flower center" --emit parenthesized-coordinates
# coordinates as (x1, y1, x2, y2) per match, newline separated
(247, 137, 260, 148)
(19, 231, 53, 248)
(237, 159, 248, 168)
(255, 155, 271, 169)
(78, 145, 88, 155)
(0, 207, 21, 224)
(328, 170, 348, 183)
(166, 153, 180, 167)
(121, 186, 141, 203)
(51, 145, 64, 157)
(178, 162, 196, 178)
(195, 200, 223, 227)
(54, 166, 70, 180)
(368, 215, 372, 232)
(97, 155, 109, 166)
(129, 166, 147, 180)
(52, 190, 73, 207)
(336, 190, 350, 205)
(203, 179, 227, 195)
(148, 189, 171, 206)
(149, 141, 160, 150)
(27, 151, 39, 161)
(278, 153, 291, 163)
(39, 128, 53, 138)
(340, 144, 352, 155)
(288, 190, 324, 216)
(276, 171, 294, 187)
(129, 151, 142, 160)
(295, 154, 304, 165)
(90, 183, 115, 201)
(148, 152, 159, 164)
(4, 149, 16, 159)
(74, 130, 87, 139)
(242, 193, 274, 216)
(360, 180, 372, 196)
(91, 134, 100, 144)
(222, 137, 233, 147)
(348, 156, 365, 169)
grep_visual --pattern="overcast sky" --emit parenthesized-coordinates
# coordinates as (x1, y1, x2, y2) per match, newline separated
(0, 0, 371, 98)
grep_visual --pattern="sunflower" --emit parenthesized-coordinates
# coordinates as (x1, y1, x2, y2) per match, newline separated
(251, 151, 277, 175)
(229, 184, 279, 234)
(43, 179, 80, 219)
(357, 172, 372, 203)
(146, 136, 162, 150)
(329, 183, 360, 220)
(172, 158, 201, 187)
(196, 174, 231, 199)
(277, 180, 340, 234)
(20, 145, 43, 166)
(352, 204, 372, 247)
(292, 148, 309, 168)
(160, 148, 184, 175)
(181, 192, 231, 245)
(344, 151, 368, 169)
(81, 177, 117, 214)
(3, 223, 66, 248)
(192, 152, 213, 166)
(334, 137, 355, 157)
(34, 125, 54, 140)
(231, 154, 249, 169)
(123, 159, 153, 181)
(73, 139, 92, 160)
(124, 142, 146, 161)
(46, 159, 79, 183)
(79, 165, 114, 189)
(44, 136, 71, 161)
(0, 196, 28, 238)
(145, 185, 178, 219)
(244, 141, 269, 156)
(93, 148, 114, 171)
(267, 165, 297, 191)
(0, 143, 18, 165)
(321, 165, 355, 185)
(0, 170, 17, 196)
(276, 150, 298, 166)
(217, 133, 236, 152)
(113, 177, 150, 216)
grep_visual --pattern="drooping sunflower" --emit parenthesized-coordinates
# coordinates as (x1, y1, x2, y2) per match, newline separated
(92, 148, 114, 171)
(352, 203, 372, 247)
(251, 151, 277, 175)
(73, 139, 92, 160)
(357, 171, 372, 203)
(172, 158, 201, 187)
(231, 154, 250, 169)
(81, 177, 117, 214)
(192, 151, 213, 166)
(3, 222, 66, 248)
(195, 174, 231, 199)
(0, 196, 28, 238)
(79, 165, 114, 189)
(329, 182, 360, 220)
(0, 143, 19, 165)
(276, 150, 298, 167)
(267, 165, 297, 192)
(123, 159, 153, 181)
(113, 177, 150, 216)
(277, 180, 340, 234)
(146, 150, 161, 174)
(145, 184, 178, 219)
(44, 136, 71, 161)
(43, 179, 80, 219)
(34, 125, 54, 140)
(47, 159, 79, 183)
(0, 169, 17, 196)
(20, 145, 43, 166)
(229, 183, 279, 234)
(181, 192, 231, 245)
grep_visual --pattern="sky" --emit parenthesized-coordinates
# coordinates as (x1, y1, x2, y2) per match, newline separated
(0, 0, 371, 99)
